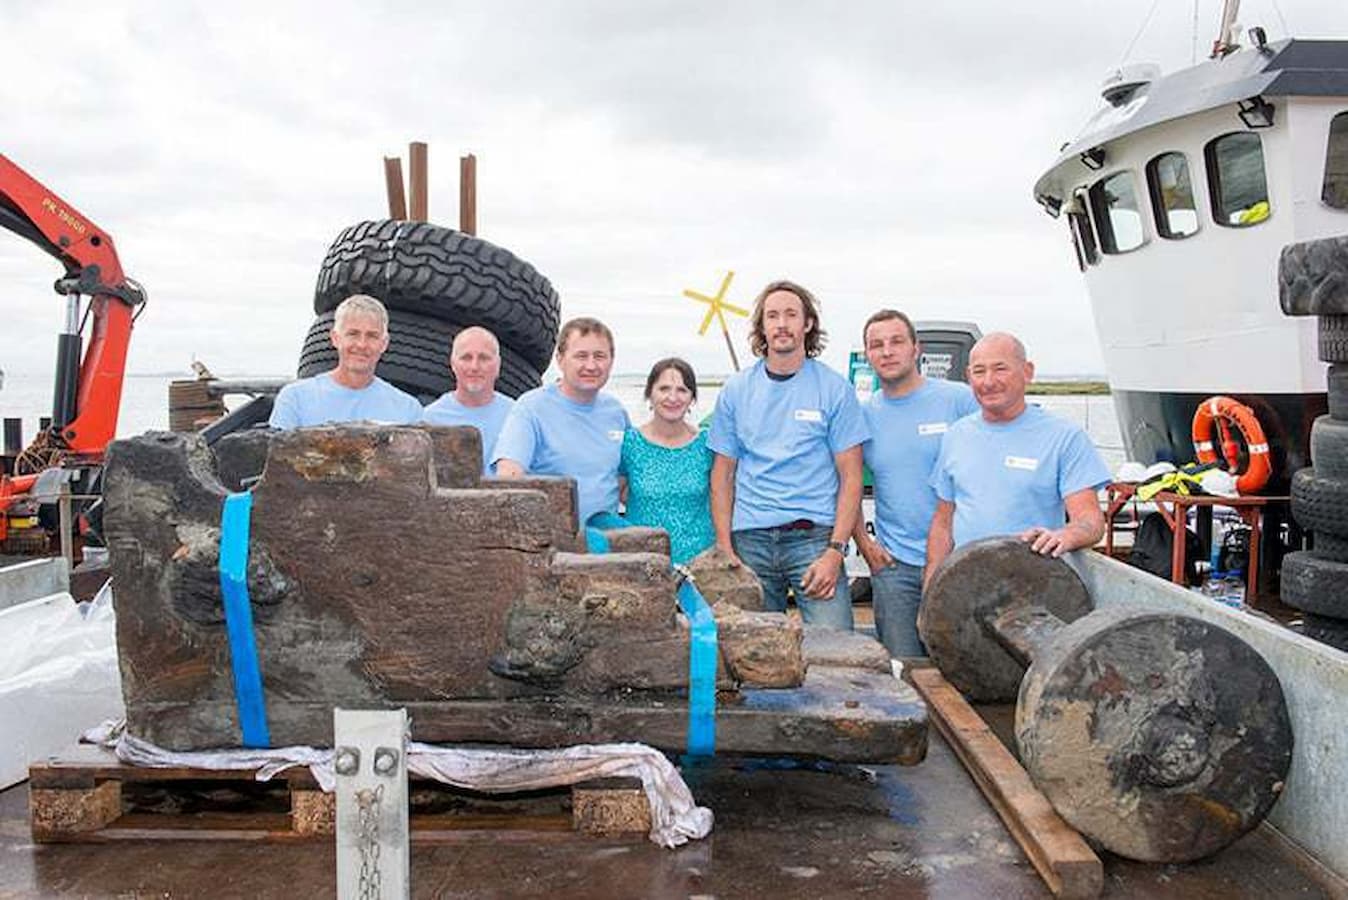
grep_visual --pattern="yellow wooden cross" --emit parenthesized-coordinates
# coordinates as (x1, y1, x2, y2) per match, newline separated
(683, 270, 749, 371)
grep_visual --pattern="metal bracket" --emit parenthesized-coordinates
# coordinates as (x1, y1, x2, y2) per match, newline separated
(335, 708, 410, 900)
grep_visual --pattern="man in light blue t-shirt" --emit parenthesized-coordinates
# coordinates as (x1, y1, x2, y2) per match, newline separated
(494, 317, 630, 527)
(852, 310, 978, 657)
(709, 280, 868, 631)
(422, 326, 514, 474)
(926, 332, 1110, 583)
(269, 294, 422, 429)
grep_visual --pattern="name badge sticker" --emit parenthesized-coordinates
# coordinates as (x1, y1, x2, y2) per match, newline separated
(607, 430, 625, 441)
(793, 409, 823, 423)
(917, 422, 948, 436)
(1005, 455, 1040, 471)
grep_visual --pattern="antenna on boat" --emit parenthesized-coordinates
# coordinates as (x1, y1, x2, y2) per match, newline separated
(1211, 0, 1242, 59)
(1191, 0, 1200, 64)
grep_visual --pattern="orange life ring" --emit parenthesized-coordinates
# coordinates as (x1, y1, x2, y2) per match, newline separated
(1191, 396, 1271, 494)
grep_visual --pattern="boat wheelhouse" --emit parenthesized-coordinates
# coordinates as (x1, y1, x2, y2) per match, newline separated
(1033, 32, 1348, 495)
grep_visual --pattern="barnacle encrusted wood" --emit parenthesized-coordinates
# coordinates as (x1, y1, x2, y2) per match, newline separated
(103, 425, 925, 763)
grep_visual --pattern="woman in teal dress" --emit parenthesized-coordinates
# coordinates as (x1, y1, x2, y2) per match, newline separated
(620, 358, 715, 564)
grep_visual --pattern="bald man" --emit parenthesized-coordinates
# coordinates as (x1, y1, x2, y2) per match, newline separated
(925, 332, 1110, 580)
(422, 326, 515, 474)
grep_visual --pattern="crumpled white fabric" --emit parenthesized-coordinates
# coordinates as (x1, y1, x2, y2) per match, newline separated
(2, 585, 124, 790)
(82, 720, 712, 848)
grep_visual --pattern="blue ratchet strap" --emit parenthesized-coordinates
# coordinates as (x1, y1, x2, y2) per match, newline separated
(676, 579, 718, 757)
(218, 491, 271, 748)
(584, 521, 717, 755)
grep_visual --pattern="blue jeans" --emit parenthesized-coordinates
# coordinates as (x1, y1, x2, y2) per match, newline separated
(732, 524, 853, 631)
(870, 559, 926, 657)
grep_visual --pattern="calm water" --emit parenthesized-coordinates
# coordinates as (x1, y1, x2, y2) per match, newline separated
(0, 372, 1126, 471)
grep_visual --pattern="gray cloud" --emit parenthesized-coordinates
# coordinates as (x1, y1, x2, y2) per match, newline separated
(1, 0, 1342, 401)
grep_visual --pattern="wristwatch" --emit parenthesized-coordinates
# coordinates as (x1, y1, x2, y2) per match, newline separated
(825, 540, 847, 556)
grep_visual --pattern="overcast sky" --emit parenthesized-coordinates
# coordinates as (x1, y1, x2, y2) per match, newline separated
(2, 0, 1343, 382)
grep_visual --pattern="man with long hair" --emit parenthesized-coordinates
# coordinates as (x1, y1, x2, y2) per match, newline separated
(707, 280, 868, 630)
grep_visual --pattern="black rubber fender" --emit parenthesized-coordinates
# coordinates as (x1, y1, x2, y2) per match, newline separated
(1311, 415, 1348, 476)
(1290, 467, 1348, 538)
(1279, 236, 1348, 317)
(1320, 315, 1348, 364)
(314, 219, 561, 372)
(1280, 550, 1348, 617)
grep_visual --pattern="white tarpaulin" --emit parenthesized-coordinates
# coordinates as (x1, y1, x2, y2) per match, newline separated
(0, 582, 124, 789)
(84, 721, 713, 848)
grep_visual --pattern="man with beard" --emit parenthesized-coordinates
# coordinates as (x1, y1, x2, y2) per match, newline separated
(852, 310, 977, 657)
(708, 280, 868, 630)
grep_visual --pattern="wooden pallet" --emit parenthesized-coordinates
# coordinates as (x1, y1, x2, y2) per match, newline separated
(28, 744, 651, 844)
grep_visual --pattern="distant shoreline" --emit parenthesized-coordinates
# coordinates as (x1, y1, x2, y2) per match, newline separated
(693, 377, 1111, 395)
(82, 372, 1115, 396)
(1027, 380, 1110, 395)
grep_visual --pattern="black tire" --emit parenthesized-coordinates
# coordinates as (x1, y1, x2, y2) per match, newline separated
(1301, 615, 1348, 653)
(1279, 236, 1348, 317)
(1320, 315, 1348, 364)
(297, 309, 543, 402)
(1311, 530, 1348, 563)
(1290, 467, 1348, 538)
(1311, 415, 1348, 476)
(314, 220, 560, 373)
(1280, 551, 1348, 617)
(1329, 364, 1348, 421)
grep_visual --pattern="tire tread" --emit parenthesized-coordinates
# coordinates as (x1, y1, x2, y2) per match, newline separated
(313, 220, 560, 372)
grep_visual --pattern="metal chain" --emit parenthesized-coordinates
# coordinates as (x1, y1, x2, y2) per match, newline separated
(356, 784, 384, 900)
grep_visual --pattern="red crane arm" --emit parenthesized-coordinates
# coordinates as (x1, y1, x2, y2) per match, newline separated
(0, 154, 144, 455)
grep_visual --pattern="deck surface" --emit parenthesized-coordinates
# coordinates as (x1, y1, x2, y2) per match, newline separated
(0, 704, 1338, 899)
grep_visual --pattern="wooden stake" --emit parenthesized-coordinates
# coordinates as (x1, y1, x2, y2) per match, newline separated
(721, 326, 741, 372)
(384, 157, 407, 220)
(909, 668, 1102, 899)
(460, 153, 477, 235)
(409, 141, 428, 221)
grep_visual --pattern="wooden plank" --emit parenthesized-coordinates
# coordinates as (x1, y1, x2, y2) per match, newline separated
(459, 153, 476, 235)
(383, 156, 407, 219)
(409, 141, 428, 221)
(909, 668, 1102, 899)
(30, 745, 317, 789)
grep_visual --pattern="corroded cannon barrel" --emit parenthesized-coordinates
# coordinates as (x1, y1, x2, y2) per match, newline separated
(918, 537, 1293, 863)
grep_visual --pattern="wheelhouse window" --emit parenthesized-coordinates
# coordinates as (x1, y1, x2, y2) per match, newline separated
(1067, 190, 1099, 270)
(1146, 152, 1199, 238)
(1087, 171, 1145, 253)
(1324, 111, 1348, 209)
(1205, 132, 1271, 226)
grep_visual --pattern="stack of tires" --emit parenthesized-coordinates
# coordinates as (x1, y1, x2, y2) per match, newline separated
(296, 220, 560, 401)
(1278, 236, 1348, 651)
